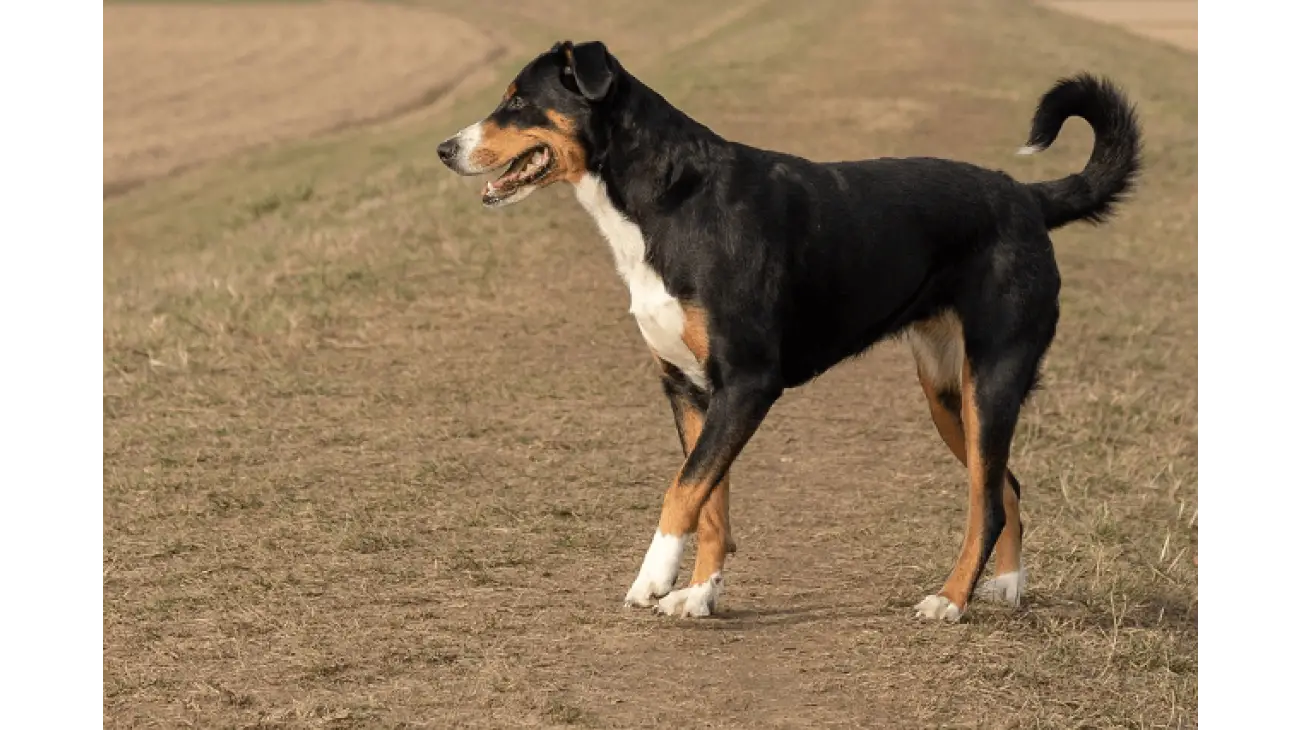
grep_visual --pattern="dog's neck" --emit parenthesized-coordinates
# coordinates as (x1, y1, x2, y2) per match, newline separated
(583, 72, 722, 223)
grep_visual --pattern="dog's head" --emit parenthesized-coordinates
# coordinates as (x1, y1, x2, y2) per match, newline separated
(437, 40, 619, 208)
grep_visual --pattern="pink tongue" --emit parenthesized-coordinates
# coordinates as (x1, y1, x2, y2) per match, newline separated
(485, 167, 522, 195)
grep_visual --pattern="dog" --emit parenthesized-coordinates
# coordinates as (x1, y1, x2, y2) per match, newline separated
(437, 41, 1141, 621)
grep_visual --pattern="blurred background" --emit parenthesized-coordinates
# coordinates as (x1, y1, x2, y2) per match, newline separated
(104, 1, 1197, 727)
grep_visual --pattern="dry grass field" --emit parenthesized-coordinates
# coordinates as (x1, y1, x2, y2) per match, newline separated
(104, 1, 500, 195)
(104, 0, 1197, 727)
(1043, 1, 1197, 51)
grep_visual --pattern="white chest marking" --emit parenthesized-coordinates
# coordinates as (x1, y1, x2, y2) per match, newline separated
(573, 174, 708, 388)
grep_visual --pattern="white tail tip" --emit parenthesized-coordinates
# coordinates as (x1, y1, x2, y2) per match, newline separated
(1016, 144, 1043, 156)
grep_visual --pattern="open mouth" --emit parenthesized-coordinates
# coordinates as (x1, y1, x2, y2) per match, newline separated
(482, 145, 554, 205)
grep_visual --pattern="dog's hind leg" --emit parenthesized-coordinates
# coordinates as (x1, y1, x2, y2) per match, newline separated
(904, 287, 1055, 615)
(909, 312, 1034, 618)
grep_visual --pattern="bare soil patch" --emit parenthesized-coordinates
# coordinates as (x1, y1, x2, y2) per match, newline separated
(104, 2, 500, 195)
(1044, 1, 1197, 51)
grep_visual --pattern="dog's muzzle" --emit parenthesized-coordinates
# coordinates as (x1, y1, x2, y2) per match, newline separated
(437, 138, 460, 167)
(437, 123, 488, 175)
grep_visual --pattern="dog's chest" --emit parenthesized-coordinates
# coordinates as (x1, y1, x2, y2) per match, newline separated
(574, 175, 707, 388)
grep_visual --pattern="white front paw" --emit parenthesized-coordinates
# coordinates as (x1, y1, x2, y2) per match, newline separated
(623, 531, 683, 607)
(655, 573, 722, 617)
(624, 573, 676, 607)
(914, 594, 963, 622)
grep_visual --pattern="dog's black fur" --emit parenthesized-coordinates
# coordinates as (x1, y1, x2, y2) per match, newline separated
(439, 41, 1141, 618)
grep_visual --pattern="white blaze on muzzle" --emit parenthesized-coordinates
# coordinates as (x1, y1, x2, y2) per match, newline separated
(447, 122, 489, 175)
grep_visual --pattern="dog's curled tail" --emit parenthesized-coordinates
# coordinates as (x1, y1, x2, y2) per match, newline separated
(1018, 73, 1142, 230)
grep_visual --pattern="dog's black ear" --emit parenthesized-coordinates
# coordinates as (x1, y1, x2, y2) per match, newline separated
(562, 41, 615, 101)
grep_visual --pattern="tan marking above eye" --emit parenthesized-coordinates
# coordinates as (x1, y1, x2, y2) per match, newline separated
(503, 82, 518, 101)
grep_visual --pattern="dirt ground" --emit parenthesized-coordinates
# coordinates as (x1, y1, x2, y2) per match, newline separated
(103, 2, 500, 196)
(104, 0, 1198, 727)
(1043, 1, 1197, 51)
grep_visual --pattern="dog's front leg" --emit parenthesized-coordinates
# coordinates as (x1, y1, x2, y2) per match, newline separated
(624, 372, 781, 617)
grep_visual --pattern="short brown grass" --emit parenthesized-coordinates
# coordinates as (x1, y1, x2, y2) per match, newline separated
(104, 0, 1197, 727)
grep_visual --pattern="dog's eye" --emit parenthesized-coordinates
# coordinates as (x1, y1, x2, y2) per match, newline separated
(506, 96, 527, 111)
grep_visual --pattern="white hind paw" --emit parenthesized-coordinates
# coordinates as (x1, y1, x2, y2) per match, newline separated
(978, 569, 1026, 607)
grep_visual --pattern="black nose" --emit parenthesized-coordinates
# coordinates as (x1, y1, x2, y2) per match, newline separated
(437, 139, 459, 165)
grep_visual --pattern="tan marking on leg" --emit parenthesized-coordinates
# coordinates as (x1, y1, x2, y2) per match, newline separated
(918, 367, 967, 464)
(680, 304, 710, 362)
(658, 445, 709, 535)
(918, 362, 1023, 596)
(681, 402, 733, 579)
(657, 470, 726, 555)
(677, 399, 704, 452)
(691, 475, 730, 584)
(938, 359, 992, 610)
(661, 378, 731, 584)
(993, 479, 1022, 576)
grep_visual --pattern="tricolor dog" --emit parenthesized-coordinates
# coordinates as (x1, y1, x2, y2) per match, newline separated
(437, 41, 1141, 621)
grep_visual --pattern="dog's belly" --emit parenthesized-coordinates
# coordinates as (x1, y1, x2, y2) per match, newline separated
(626, 267, 707, 387)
